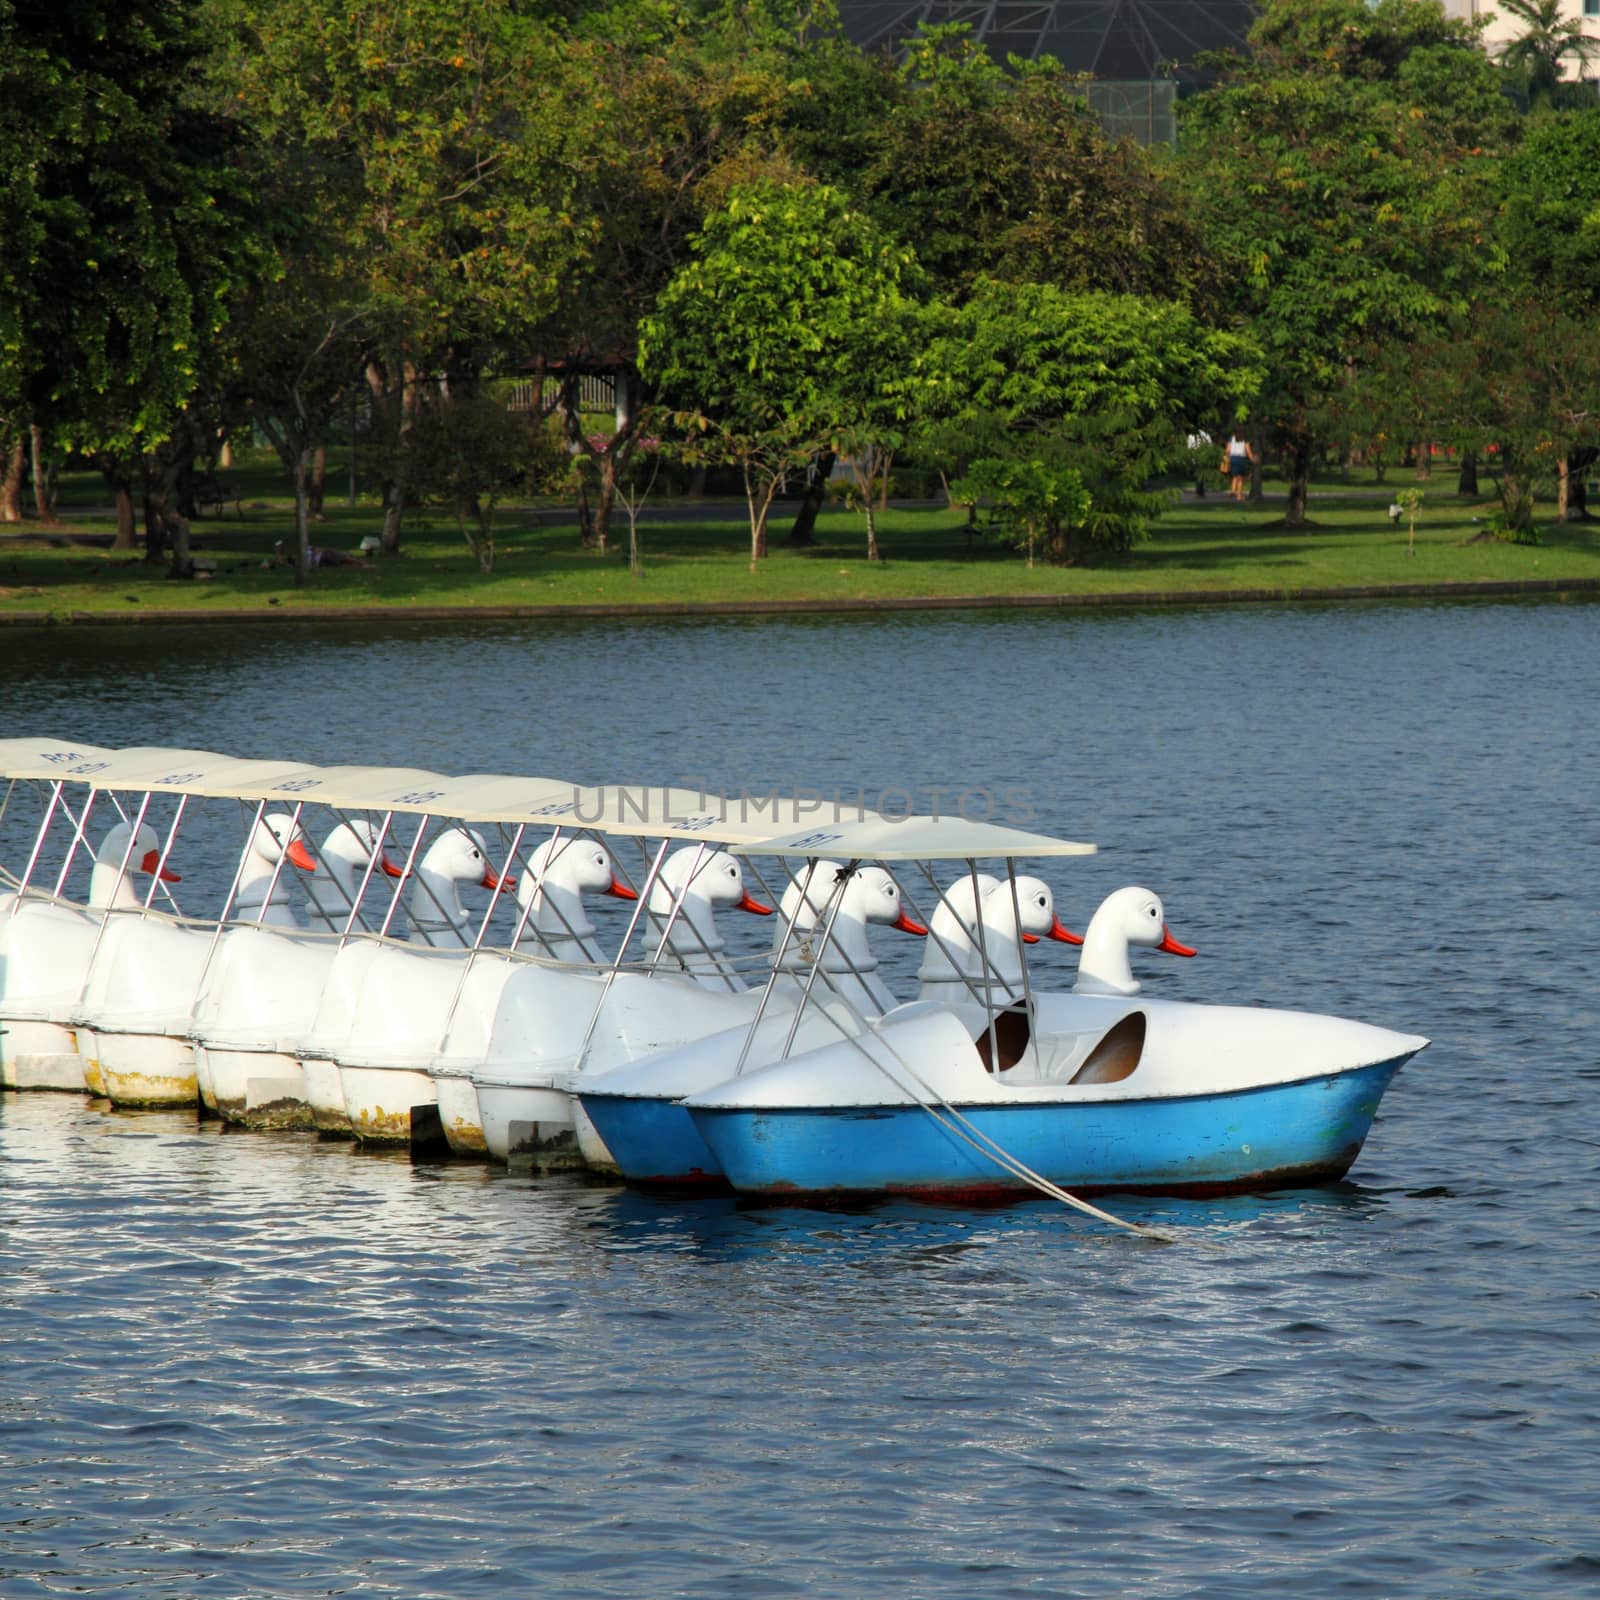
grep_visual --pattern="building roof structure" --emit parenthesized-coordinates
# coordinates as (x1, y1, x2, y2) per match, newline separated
(834, 1, 1257, 140)
(835, 0, 1254, 79)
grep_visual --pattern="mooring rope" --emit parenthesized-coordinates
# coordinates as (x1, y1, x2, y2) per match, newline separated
(785, 957, 1178, 1243)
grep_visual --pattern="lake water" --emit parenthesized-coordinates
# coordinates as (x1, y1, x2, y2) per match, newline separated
(3, 600, 1598, 1597)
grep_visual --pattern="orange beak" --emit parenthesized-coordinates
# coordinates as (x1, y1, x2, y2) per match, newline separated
(737, 892, 773, 915)
(138, 848, 182, 883)
(482, 869, 516, 892)
(287, 839, 317, 873)
(1048, 916, 1083, 946)
(893, 909, 928, 936)
(380, 856, 407, 879)
(1158, 925, 1196, 957)
(606, 876, 638, 901)
(1021, 932, 1040, 944)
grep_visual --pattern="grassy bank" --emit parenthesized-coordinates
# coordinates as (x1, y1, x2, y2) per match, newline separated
(4, 456, 1599, 622)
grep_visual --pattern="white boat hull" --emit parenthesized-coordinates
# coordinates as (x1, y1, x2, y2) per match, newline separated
(0, 1020, 85, 1091)
(94, 1030, 198, 1108)
(198, 1045, 313, 1129)
(301, 1056, 352, 1134)
(433, 1075, 488, 1157)
(341, 1064, 438, 1146)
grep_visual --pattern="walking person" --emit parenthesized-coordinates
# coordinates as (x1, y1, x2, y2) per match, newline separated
(1223, 431, 1254, 503)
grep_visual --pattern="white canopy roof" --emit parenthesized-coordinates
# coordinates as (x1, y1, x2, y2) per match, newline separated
(0, 738, 120, 781)
(0, 740, 880, 847)
(731, 816, 1096, 862)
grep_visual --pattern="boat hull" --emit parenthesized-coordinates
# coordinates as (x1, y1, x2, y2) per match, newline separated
(197, 1045, 313, 1129)
(300, 1056, 352, 1134)
(94, 1031, 199, 1109)
(340, 1065, 437, 1147)
(474, 1082, 583, 1167)
(578, 1092, 728, 1189)
(0, 1021, 85, 1091)
(688, 1058, 1407, 1201)
(433, 1075, 488, 1157)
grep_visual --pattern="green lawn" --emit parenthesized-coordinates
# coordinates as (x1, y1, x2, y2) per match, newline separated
(4, 454, 1598, 621)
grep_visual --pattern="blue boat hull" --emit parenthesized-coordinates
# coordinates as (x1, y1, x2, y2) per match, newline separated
(686, 1059, 1407, 1201)
(579, 1091, 730, 1189)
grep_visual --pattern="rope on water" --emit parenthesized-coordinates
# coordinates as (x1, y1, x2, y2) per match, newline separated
(788, 963, 1179, 1243)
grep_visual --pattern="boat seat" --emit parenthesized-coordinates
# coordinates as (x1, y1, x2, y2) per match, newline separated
(973, 1004, 1031, 1074)
(1006, 1012, 1149, 1087)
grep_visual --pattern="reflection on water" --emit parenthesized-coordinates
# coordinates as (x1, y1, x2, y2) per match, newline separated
(4, 600, 1600, 1597)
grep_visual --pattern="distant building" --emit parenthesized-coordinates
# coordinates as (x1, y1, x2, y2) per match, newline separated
(1442, 0, 1600, 79)
(835, 2, 1600, 140)
(833, 0, 1257, 143)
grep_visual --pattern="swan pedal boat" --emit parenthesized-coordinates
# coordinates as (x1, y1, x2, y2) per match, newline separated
(583, 820, 1428, 1202)
(0, 740, 872, 1144)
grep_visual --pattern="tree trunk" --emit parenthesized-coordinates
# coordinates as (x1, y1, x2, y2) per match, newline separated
(1247, 422, 1265, 504)
(1, 433, 24, 522)
(592, 453, 617, 556)
(1565, 446, 1596, 521)
(743, 462, 776, 570)
(380, 484, 405, 554)
(471, 506, 495, 574)
(1283, 435, 1313, 528)
(293, 447, 311, 585)
(1557, 457, 1570, 524)
(143, 481, 165, 563)
(30, 425, 60, 523)
(112, 484, 136, 549)
(1457, 451, 1479, 497)
(143, 489, 192, 574)
(573, 470, 594, 546)
(374, 359, 413, 555)
(559, 369, 639, 556)
(752, 499, 772, 566)
(864, 501, 879, 563)
(309, 444, 327, 522)
(1497, 453, 1536, 537)
(786, 450, 833, 546)
(166, 509, 196, 578)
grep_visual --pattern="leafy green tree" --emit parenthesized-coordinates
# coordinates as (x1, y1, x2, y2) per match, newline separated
(1177, 0, 1511, 526)
(641, 179, 925, 569)
(1421, 299, 1600, 537)
(214, 0, 604, 553)
(1498, 110, 1600, 518)
(408, 392, 555, 573)
(847, 24, 1214, 309)
(0, 0, 259, 542)
(917, 281, 1260, 563)
(545, 1, 829, 551)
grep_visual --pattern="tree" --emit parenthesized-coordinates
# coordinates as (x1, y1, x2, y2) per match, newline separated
(0, 0, 260, 546)
(215, 0, 606, 554)
(1494, 0, 1600, 107)
(408, 393, 555, 574)
(917, 282, 1260, 563)
(1423, 300, 1600, 537)
(1177, 0, 1511, 526)
(641, 180, 925, 570)
(846, 24, 1215, 310)
(1498, 110, 1600, 519)
(537, 1, 824, 552)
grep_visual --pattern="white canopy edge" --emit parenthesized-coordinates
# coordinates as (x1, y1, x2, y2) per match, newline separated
(0, 738, 121, 781)
(0, 741, 325, 799)
(731, 816, 1096, 862)
(0, 740, 880, 847)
